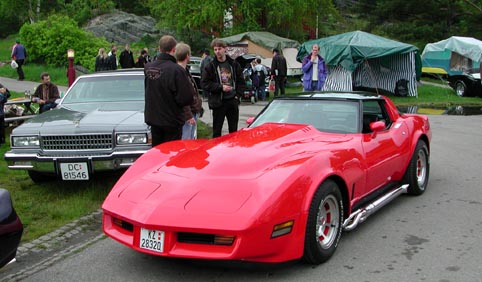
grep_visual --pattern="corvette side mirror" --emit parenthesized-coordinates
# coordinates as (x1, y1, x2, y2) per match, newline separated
(370, 121, 386, 132)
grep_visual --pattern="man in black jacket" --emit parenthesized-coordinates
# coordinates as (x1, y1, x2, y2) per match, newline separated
(201, 39, 246, 138)
(119, 44, 135, 68)
(144, 35, 194, 146)
(0, 83, 10, 144)
(271, 48, 288, 96)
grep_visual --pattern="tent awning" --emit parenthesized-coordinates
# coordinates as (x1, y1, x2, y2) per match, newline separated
(422, 36, 482, 63)
(221, 31, 300, 54)
(297, 30, 420, 73)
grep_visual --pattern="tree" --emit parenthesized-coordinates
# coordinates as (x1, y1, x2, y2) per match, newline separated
(0, 0, 30, 36)
(145, 0, 340, 42)
(349, 0, 482, 48)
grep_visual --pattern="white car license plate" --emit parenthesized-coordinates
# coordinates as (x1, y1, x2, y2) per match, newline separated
(60, 162, 89, 180)
(140, 228, 165, 253)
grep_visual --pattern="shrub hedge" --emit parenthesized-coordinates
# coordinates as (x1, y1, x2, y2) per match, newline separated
(19, 15, 110, 72)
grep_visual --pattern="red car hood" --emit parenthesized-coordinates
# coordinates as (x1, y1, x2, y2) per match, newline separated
(104, 123, 353, 229)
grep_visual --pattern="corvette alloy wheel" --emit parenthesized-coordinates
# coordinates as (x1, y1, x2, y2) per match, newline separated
(303, 180, 343, 264)
(316, 194, 340, 249)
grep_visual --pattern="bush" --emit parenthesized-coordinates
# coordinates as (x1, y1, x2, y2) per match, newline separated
(19, 15, 110, 72)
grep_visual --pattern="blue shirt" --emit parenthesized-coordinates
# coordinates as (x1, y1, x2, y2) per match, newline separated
(12, 44, 27, 60)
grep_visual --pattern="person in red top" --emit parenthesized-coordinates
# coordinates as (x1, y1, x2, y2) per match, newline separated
(32, 72, 60, 113)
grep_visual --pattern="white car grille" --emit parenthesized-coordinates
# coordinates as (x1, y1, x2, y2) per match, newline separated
(41, 134, 113, 150)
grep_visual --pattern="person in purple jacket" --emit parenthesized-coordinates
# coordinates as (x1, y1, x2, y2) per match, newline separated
(11, 39, 27, 81)
(302, 44, 328, 91)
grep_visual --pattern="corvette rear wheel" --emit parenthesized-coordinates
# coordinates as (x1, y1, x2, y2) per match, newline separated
(303, 180, 343, 264)
(404, 140, 430, 195)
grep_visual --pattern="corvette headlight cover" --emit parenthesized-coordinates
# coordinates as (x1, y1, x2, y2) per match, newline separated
(12, 136, 40, 147)
(116, 133, 148, 145)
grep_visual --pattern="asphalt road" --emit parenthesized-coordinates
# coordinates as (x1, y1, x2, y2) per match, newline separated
(3, 111, 482, 281)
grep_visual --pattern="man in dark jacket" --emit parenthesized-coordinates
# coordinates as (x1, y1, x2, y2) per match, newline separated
(271, 48, 288, 96)
(144, 35, 194, 146)
(201, 38, 246, 138)
(32, 72, 60, 113)
(119, 44, 135, 68)
(0, 83, 10, 144)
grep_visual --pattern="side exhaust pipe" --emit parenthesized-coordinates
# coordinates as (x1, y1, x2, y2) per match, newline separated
(343, 184, 409, 231)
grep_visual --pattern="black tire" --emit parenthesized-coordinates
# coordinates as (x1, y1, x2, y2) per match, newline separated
(403, 140, 430, 195)
(455, 80, 467, 97)
(28, 171, 56, 183)
(303, 179, 343, 264)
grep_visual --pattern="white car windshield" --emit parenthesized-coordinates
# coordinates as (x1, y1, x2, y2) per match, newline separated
(62, 75, 144, 104)
(250, 99, 360, 133)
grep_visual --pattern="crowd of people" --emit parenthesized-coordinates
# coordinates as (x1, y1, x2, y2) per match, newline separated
(3, 35, 330, 148)
(144, 36, 244, 143)
(95, 44, 152, 71)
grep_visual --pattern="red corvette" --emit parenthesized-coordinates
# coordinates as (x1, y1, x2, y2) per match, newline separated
(102, 92, 431, 264)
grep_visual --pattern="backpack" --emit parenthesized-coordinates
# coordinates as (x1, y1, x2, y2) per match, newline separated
(251, 69, 260, 88)
(256, 65, 267, 86)
(395, 79, 409, 97)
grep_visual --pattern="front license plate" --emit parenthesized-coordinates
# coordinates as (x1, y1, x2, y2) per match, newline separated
(140, 228, 165, 253)
(60, 162, 89, 180)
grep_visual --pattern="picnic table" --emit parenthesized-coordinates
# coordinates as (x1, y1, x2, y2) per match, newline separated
(4, 97, 37, 125)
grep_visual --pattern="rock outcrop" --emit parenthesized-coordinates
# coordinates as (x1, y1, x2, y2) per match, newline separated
(84, 10, 162, 44)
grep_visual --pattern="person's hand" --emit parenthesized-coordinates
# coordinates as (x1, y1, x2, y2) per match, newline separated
(187, 118, 196, 125)
(222, 84, 232, 92)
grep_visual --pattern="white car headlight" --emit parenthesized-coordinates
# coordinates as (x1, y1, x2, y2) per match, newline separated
(12, 136, 40, 147)
(116, 133, 147, 145)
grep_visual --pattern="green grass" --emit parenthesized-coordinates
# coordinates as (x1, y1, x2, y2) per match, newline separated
(0, 63, 69, 86)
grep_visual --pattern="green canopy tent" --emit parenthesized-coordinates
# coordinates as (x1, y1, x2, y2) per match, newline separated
(297, 31, 422, 96)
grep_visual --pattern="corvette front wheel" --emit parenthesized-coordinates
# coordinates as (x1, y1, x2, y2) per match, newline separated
(303, 180, 343, 264)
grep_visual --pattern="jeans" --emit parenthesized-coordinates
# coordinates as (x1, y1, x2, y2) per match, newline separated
(257, 85, 266, 101)
(274, 76, 285, 96)
(0, 114, 4, 144)
(16, 59, 25, 80)
(182, 113, 199, 140)
(212, 98, 239, 138)
(40, 102, 57, 113)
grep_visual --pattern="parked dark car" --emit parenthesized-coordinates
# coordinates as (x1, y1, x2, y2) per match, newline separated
(0, 188, 23, 269)
(446, 69, 482, 97)
(188, 56, 202, 95)
(4, 70, 151, 182)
